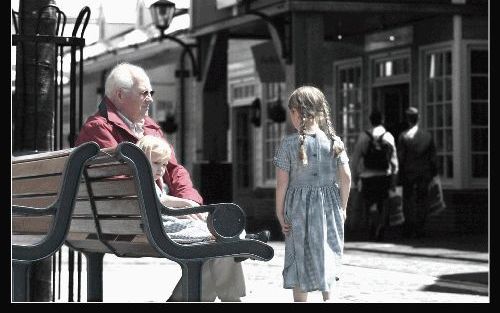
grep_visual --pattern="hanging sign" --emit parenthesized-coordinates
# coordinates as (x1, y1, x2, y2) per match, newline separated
(251, 41, 285, 83)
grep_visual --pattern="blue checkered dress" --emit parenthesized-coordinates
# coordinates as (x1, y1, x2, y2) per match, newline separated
(273, 130, 349, 292)
(155, 184, 214, 244)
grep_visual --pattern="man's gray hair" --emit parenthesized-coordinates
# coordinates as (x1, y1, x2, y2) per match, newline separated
(104, 63, 149, 98)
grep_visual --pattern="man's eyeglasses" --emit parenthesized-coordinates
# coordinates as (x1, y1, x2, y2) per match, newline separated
(139, 90, 155, 98)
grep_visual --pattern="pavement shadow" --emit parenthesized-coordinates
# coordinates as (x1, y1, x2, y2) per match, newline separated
(346, 228, 488, 253)
(421, 271, 489, 296)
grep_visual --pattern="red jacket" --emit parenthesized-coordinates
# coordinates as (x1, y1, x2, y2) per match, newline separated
(75, 97, 203, 204)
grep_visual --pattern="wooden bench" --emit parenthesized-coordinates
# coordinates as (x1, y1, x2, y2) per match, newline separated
(12, 141, 274, 302)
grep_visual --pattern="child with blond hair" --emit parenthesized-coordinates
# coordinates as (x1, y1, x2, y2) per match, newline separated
(137, 135, 214, 242)
(274, 86, 351, 302)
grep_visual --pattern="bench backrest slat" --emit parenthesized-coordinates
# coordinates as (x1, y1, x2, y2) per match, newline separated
(12, 156, 68, 178)
(74, 198, 140, 216)
(85, 163, 134, 179)
(13, 216, 53, 234)
(78, 178, 137, 198)
(69, 218, 143, 235)
(12, 195, 57, 208)
(12, 175, 62, 196)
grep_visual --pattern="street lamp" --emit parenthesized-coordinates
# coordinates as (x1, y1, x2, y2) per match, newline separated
(150, 0, 199, 163)
(149, 0, 176, 33)
(149, 0, 199, 78)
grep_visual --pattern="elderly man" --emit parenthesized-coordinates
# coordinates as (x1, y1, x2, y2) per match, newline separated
(75, 62, 268, 302)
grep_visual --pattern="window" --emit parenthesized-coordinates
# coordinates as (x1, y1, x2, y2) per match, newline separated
(335, 60, 362, 155)
(263, 82, 286, 183)
(374, 57, 409, 79)
(234, 108, 251, 188)
(231, 83, 255, 102)
(372, 52, 410, 87)
(469, 48, 488, 178)
(423, 49, 453, 179)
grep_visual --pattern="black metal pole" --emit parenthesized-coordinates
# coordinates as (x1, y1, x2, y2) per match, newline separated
(59, 46, 64, 149)
(53, 46, 59, 151)
(51, 255, 56, 301)
(69, 46, 76, 147)
(77, 252, 82, 302)
(58, 250, 61, 299)
(179, 48, 187, 164)
(68, 248, 74, 302)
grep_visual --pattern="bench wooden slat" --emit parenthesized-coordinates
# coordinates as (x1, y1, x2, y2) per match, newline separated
(12, 195, 57, 208)
(12, 234, 49, 246)
(12, 148, 72, 163)
(12, 216, 53, 234)
(78, 178, 137, 198)
(14, 215, 144, 236)
(12, 175, 62, 196)
(66, 237, 160, 257)
(74, 198, 140, 216)
(85, 163, 134, 179)
(12, 156, 67, 178)
(69, 217, 143, 235)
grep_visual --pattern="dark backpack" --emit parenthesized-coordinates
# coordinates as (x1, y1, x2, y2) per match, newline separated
(363, 130, 393, 171)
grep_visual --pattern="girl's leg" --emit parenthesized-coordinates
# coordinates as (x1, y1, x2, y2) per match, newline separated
(322, 291, 331, 302)
(293, 287, 308, 302)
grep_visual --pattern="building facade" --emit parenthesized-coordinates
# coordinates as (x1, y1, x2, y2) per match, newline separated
(190, 0, 488, 238)
(74, 0, 488, 239)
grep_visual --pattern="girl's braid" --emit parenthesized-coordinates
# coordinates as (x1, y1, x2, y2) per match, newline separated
(321, 100, 344, 156)
(299, 112, 308, 166)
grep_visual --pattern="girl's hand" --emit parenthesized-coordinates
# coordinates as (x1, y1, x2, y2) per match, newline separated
(279, 219, 291, 236)
(172, 200, 207, 220)
(281, 223, 291, 236)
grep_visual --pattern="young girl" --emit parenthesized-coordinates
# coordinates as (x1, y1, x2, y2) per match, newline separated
(273, 86, 351, 302)
(138, 135, 248, 301)
(136, 135, 214, 243)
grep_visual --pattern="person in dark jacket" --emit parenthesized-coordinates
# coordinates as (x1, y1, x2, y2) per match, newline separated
(75, 63, 269, 301)
(398, 107, 438, 238)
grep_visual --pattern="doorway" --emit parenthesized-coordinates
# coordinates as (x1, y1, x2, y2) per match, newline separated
(372, 83, 409, 143)
(232, 106, 253, 194)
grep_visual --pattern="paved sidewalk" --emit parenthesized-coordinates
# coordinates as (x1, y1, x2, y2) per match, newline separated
(52, 235, 489, 303)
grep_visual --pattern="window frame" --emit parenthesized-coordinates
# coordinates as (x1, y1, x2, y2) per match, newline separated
(466, 41, 489, 187)
(369, 49, 411, 88)
(261, 81, 287, 188)
(420, 45, 454, 182)
(333, 57, 363, 156)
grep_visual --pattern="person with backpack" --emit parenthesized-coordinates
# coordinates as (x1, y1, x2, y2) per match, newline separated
(351, 110, 398, 241)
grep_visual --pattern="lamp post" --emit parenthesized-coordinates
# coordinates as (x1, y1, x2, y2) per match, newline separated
(150, 0, 200, 163)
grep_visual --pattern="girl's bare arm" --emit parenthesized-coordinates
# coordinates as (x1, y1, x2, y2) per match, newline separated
(276, 168, 291, 235)
(337, 162, 352, 219)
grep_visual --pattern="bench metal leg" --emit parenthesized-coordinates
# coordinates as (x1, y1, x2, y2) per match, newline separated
(84, 252, 104, 302)
(12, 261, 31, 302)
(180, 261, 204, 302)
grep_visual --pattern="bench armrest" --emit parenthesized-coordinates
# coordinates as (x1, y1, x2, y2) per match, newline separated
(160, 204, 214, 216)
(161, 203, 246, 242)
